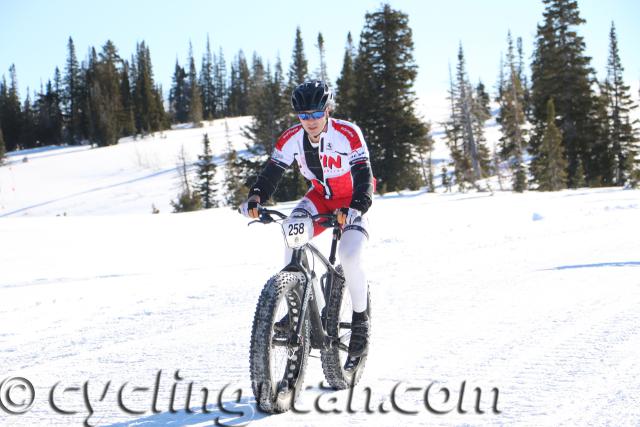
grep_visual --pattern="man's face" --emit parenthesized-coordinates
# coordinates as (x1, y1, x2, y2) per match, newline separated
(297, 110, 327, 135)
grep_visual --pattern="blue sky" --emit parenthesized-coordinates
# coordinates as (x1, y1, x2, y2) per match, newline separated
(2, 0, 639, 119)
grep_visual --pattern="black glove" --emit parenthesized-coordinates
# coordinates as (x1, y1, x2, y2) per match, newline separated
(240, 196, 261, 218)
(350, 194, 371, 214)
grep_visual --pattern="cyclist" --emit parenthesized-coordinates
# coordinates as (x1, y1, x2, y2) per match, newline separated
(241, 80, 374, 358)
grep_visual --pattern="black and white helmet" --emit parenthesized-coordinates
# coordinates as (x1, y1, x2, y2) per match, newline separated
(291, 80, 335, 112)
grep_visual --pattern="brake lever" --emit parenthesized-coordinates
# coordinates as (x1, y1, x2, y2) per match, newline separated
(247, 213, 274, 226)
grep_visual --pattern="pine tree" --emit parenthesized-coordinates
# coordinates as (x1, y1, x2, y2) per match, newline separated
(132, 43, 149, 133)
(335, 32, 356, 121)
(52, 68, 65, 143)
(21, 89, 37, 148)
(316, 32, 329, 82)
(498, 32, 527, 159)
(441, 165, 451, 192)
(63, 37, 83, 143)
(457, 46, 481, 183)
(601, 22, 639, 186)
(351, 4, 428, 192)
(534, 98, 568, 191)
(196, 133, 218, 208)
(223, 121, 249, 208)
(80, 50, 96, 143)
(171, 145, 202, 212)
(573, 157, 586, 187)
(530, 0, 596, 187)
(81, 43, 123, 145)
(200, 35, 216, 120)
(132, 42, 165, 134)
(226, 51, 250, 117)
(591, 84, 614, 185)
(513, 159, 527, 192)
(445, 45, 490, 188)
(81, 40, 124, 147)
(2, 65, 22, 151)
(35, 77, 64, 146)
(187, 42, 203, 125)
(223, 147, 249, 208)
(444, 63, 468, 190)
(169, 61, 188, 123)
(119, 61, 136, 136)
(475, 81, 491, 119)
(154, 84, 169, 131)
(227, 58, 240, 117)
(516, 36, 532, 118)
(456, 53, 483, 183)
(289, 27, 309, 87)
(248, 53, 266, 119)
(473, 80, 493, 176)
(214, 47, 228, 118)
(497, 31, 529, 191)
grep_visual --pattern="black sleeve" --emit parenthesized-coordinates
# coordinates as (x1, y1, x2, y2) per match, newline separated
(248, 159, 286, 203)
(350, 160, 374, 214)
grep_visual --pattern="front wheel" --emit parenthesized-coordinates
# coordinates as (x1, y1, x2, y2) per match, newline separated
(249, 272, 310, 413)
(321, 266, 371, 389)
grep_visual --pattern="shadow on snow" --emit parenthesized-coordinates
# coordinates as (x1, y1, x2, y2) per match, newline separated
(546, 261, 640, 270)
(103, 396, 269, 427)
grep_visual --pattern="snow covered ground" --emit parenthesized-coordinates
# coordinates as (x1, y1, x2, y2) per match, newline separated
(1, 118, 639, 426)
(0, 117, 253, 217)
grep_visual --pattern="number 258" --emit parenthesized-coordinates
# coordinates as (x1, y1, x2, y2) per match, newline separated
(288, 223, 305, 235)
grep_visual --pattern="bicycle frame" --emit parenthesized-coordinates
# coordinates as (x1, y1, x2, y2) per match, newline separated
(284, 231, 344, 350)
(253, 208, 346, 351)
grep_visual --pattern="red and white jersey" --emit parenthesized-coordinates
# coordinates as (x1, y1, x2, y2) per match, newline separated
(270, 118, 370, 200)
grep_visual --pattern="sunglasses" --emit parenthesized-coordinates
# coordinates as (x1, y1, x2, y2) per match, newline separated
(298, 110, 325, 120)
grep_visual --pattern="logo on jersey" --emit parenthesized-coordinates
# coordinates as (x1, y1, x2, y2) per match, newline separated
(333, 121, 363, 150)
(322, 154, 342, 169)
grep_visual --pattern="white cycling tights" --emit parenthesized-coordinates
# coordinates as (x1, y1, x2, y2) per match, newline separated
(283, 228, 369, 313)
(338, 229, 369, 313)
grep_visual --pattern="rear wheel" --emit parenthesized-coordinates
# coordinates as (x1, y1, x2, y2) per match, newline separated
(249, 272, 310, 413)
(321, 266, 371, 389)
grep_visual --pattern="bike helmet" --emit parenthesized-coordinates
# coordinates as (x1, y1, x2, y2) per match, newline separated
(291, 80, 334, 112)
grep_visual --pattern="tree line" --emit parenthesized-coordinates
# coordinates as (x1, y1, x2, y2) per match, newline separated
(444, 0, 639, 191)
(1, 0, 638, 199)
(0, 39, 168, 151)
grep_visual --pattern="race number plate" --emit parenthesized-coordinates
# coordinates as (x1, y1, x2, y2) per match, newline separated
(281, 213, 313, 249)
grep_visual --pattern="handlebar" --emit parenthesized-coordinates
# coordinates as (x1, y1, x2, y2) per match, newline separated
(245, 207, 340, 228)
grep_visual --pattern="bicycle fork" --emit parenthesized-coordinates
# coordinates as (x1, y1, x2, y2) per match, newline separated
(285, 225, 344, 352)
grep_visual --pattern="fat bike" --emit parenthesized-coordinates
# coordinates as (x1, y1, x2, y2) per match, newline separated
(247, 208, 370, 413)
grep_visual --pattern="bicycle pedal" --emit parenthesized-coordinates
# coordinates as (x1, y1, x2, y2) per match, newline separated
(345, 356, 361, 371)
(277, 380, 290, 395)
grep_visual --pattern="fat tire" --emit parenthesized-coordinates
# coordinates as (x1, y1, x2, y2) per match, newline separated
(320, 265, 371, 389)
(249, 272, 310, 413)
